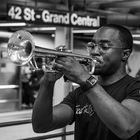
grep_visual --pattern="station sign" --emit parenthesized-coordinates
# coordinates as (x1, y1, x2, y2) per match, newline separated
(7, 4, 106, 28)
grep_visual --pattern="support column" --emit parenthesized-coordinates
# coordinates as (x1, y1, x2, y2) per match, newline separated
(53, 26, 73, 105)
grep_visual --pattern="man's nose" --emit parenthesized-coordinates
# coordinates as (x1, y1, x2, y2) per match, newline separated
(90, 45, 101, 55)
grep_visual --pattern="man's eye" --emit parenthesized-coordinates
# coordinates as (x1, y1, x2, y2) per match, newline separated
(99, 43, 109, 49)
(88, 43, 95, 48)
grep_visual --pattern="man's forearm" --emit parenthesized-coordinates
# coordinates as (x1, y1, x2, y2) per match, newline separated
(32, 80, 55, 133)
(86, 84, 135, 139)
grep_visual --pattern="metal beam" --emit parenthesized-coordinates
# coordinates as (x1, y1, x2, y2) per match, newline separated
(100, 0, 140, 8)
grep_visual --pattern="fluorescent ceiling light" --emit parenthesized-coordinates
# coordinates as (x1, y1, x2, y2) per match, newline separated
(132, 34, 140, 38)
(133, 40, 140, 45)
(73, 30, 97, 33)
(0, 85, 18, 89)
(0, 22, 26, 27)
(0, 31, 12, 38)
(26, 27, 56, 31)
(26, 28, 97, 34)
(37, 27, 56, 31)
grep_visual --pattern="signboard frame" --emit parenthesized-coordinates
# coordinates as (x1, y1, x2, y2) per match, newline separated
(7, 4, 106, 28)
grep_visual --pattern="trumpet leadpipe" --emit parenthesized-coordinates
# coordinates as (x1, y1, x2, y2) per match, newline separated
(34, 46, 92, 60)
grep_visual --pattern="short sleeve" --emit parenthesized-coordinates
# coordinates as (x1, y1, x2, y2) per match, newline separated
(61, 90, 78, 124)
(61, 90, 76, 113)
(126, 80, 140, 103)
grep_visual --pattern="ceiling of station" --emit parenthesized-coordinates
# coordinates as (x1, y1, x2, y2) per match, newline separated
(0, 0, 140, 27)
(0, 0, 140, 42)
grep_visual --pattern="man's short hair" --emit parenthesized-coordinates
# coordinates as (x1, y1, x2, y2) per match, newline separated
(102, 24, 133, 52)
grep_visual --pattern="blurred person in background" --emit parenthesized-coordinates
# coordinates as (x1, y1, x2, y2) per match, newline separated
(21, 67, 33, 108)
(22, 58, 43, 108)
(32, 24, 140, 140)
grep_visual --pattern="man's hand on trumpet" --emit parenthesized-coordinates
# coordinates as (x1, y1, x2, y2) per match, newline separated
(53, 56, 91, 86)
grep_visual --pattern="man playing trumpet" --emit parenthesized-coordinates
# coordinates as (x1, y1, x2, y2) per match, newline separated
(32, 24, 140, 140)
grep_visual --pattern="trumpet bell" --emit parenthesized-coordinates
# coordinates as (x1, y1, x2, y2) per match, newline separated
(7, 30, 35, 65)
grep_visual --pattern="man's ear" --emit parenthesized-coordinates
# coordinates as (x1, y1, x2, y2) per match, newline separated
(122, 49, 131, 61)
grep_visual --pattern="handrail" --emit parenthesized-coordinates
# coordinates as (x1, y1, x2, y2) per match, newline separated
(0, 118, 74, 140)
(0, 110, 32, 127)
(22, 131, 74, 140)
(0, 110, 74, 140)
(0, 119, 31, 127)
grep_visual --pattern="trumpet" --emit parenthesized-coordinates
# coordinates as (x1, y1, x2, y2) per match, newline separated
(7, 30, 95, 73)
